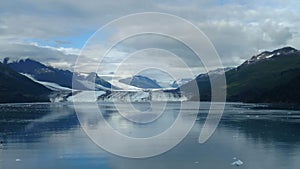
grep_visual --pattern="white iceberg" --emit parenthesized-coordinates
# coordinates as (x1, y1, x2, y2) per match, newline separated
(231, 159, 243, 166)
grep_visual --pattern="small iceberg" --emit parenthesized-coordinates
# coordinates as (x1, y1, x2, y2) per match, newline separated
(231, 158, 243, 166)
(16, 158, 22, 162)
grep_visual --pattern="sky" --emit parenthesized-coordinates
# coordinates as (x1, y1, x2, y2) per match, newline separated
(0, 0, 300, 81)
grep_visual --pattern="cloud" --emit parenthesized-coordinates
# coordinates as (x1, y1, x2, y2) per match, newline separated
(0, 0, 300, 75)
(260, 19, 293, 46)
(0, 42, 78, 69)
(197, 19, 294, 66)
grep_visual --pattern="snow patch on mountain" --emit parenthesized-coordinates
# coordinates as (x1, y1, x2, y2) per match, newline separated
(265, 53, 274, 58)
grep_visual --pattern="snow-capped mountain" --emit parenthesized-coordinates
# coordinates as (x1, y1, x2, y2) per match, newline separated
(119, 75, 162, 89)
(181, 46, 300, 103)
(4, 58, 76, 88)
(243, 47, 298, 65)
(170, 78, 193, 88)
(4, 58, 117, 91)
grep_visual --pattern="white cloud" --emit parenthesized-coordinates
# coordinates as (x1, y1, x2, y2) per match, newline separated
(0, 42, 78, 70)
(0, 0, 299, 73)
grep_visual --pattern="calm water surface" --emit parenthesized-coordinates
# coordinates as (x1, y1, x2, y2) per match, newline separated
(0, 102, 300, 169)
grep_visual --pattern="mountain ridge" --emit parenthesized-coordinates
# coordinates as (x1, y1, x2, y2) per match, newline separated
(4, 58, 116, 91)
(1, 46, 300, 103)
(119, 75, 162, 89)
(181, 46, 300, 103)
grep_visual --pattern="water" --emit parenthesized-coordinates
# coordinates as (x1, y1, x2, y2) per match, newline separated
(1, 102, 300, 169)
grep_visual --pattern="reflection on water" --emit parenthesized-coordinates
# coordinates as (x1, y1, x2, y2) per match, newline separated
(0, 102, 300, 169)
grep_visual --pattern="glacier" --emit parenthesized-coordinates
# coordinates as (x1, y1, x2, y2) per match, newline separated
(21, 73, 186, 102)
(50, 89, 185, 103)
(68, 91, 106, 102)
(98, 89, 186, 102)
(22, 73, 72, 91)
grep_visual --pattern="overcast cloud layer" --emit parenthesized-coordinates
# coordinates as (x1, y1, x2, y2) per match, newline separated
(0, 0, 299, 76)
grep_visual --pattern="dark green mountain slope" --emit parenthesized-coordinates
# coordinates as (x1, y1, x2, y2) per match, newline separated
(181, 47, 300, 103)
(0, 62, 51, 103)
(226, 47, 300, 103)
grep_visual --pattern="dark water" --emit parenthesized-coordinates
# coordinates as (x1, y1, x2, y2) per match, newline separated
(0, 102, 300, 169)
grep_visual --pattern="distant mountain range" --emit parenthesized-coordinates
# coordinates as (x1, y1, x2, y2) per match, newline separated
(4, 58, 116, 91)
(119, 75, 162, 89)
(170, 78, 193, 88)
(1, 46, 300, 103)
(182, 46, 300, 103)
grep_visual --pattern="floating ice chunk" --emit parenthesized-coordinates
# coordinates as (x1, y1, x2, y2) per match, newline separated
(194, 161, 199, 164)
(16, 158, 21, 162)
(231, 159, 243, 166)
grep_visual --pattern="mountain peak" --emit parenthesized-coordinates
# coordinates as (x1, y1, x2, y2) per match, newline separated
(272, 46, 297, 55)
(119, 75, 161, 89)
(5, 58, 52, 73)
(244, 46, 298, 65)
